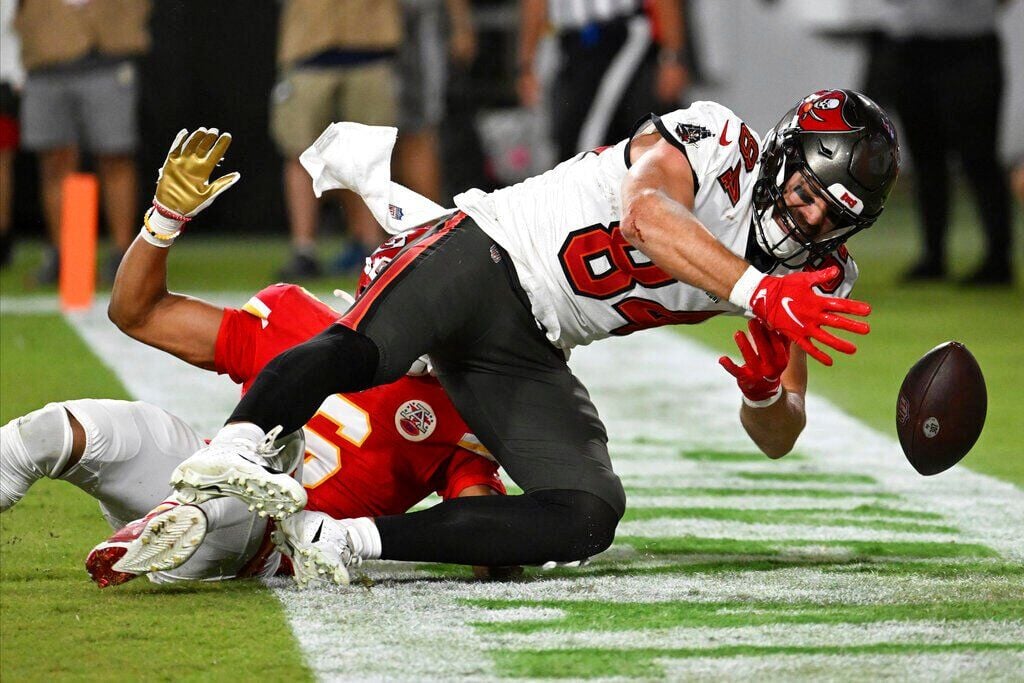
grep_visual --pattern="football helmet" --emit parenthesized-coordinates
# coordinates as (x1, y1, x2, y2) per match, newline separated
(752, 89, 900, 268)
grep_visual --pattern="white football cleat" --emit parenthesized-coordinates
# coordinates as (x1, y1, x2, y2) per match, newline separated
(86, 502, 207, 588)
(272, 511, 359, 588)
(170, 427, 306, 520)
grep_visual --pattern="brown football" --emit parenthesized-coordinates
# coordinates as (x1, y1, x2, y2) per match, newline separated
(896, 341, 987, 475)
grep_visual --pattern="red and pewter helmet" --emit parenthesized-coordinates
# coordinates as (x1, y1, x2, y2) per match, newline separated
(752, 89, 900, 269)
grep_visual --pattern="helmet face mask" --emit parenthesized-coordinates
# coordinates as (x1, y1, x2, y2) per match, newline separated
(752, 89, 900, 269)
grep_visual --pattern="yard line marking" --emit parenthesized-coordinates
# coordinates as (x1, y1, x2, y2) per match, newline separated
(64, 297, 1024, 682)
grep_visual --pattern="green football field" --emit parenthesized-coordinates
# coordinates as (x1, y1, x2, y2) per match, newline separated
(1, 191, 1022, 680)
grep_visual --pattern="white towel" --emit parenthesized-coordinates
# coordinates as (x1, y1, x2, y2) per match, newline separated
(299, 122, 451, 235)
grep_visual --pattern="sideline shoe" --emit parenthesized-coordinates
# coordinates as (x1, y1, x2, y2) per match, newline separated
(960, 260, 1013, 286)
(272, 511, 358, 588)
(900, 259, 946, 283)
(277, 251, 322, 281)
(86, 502, 207, 588)
(170, 427, 307, 520)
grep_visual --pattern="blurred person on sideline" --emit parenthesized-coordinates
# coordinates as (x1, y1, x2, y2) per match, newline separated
(517, 0, 690, 162)
(14, 0, 149, 284)
(0, 0, 23, 268)
(394, 0, 476, 205)
(273, 0, 402, 280)
(865, 0, 1014, 285)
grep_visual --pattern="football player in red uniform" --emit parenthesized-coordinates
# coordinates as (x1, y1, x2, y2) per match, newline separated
(0, 132, 505, 586)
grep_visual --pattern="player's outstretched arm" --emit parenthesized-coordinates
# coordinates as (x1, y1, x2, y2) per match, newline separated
(109, 128, 240, 370)
(719, 319, 807, 458)
(621, 136, 752, 300)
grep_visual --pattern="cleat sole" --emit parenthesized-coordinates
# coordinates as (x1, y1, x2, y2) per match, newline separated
(113, 505, 208, 575)
(170, 455, 306, 521)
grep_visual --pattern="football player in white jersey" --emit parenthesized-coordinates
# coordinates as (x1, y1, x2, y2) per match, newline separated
(169, 89, 900, 579)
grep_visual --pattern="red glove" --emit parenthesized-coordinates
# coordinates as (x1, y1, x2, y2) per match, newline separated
(719, 319, 791, 406)
(746, 266, 870, 366)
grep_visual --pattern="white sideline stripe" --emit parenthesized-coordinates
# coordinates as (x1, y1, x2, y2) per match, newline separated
(481, 620, 1024, 651)
(0, 295, 60, 315)
(63, 301, 1024, 682)
(617, 518, 960, 544)
(658, 652, 1024, 681)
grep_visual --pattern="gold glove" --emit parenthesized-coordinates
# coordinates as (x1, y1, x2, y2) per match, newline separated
(143, 128, 241, 246)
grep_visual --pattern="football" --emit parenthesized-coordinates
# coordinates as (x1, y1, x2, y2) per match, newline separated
(896, 341, 987, 475)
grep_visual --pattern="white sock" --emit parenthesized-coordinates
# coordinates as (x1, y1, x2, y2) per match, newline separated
(339, 517, 382, 560)
(212, 422, 266, 447)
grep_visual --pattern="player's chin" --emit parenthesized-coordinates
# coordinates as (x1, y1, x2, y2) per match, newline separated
(473, 565, 525, 581)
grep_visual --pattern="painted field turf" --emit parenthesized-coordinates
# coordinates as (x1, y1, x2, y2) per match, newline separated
(0, 315, 313, 681)
(1, 194, 1021, 680)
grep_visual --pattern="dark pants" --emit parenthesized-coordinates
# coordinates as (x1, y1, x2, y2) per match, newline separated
(552, 16, 660, 160)
(869, 34, 1011, 271)
(231, 213, 625, 565)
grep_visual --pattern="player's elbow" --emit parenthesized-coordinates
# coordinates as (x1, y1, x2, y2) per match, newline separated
(761, 440, 796, 460)
(620, 188, 662, 243)
(107, 296, 151, 340)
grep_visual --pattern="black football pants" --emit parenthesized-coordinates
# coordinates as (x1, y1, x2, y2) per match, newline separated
(230, 213, 625, 564)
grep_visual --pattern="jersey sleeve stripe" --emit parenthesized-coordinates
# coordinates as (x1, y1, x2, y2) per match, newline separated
(650, 114, 701, 192)
(242, 296, 271, 320)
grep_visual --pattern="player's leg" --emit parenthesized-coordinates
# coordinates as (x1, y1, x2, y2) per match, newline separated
(892, 41, 951, 280)
(79, 59, 140, 265)
(19, 67, 78, 283)
(0, 399, 281, 585)
(276, 237, 625, 570)
(946, 35, 1013, 283)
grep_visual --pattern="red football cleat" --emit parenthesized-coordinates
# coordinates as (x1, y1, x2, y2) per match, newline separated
(85, 502, 207, 588)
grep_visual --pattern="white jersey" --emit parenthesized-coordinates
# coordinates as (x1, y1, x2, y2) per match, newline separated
(455, 101, 858, 350)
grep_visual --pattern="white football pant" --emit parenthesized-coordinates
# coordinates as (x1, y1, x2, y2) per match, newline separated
(11, 399, 279, 582)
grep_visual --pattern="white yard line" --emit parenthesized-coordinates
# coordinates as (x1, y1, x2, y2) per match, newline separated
(61, 297, 1024, 682)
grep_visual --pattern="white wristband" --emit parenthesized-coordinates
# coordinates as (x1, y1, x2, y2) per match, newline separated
(728, 265, 764, 310)
(140, 225, 175, 248)
(742, 385, 784, 408)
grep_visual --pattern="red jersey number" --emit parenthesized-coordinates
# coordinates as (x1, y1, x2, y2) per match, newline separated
(559, 224, 721, 335)
(558, 222, 674, 300)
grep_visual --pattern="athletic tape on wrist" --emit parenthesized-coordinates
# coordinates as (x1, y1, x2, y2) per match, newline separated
(728, 265, 764, 310)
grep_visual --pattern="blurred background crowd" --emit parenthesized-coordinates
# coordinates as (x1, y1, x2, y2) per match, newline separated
(0, 0, 1021, 286)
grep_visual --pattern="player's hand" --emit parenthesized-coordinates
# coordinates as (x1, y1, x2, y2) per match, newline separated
(749, 266, 870, 366)
(719, 319, 790, 406)
(144, 128, 240, 244)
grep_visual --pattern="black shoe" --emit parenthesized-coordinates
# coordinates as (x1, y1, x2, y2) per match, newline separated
(34, 247, 60, 285)
(329, 242, 371, 275)
(277, 252, 322, 281)
(960, 261, 1013, 286)
(900, 259, 946, 283)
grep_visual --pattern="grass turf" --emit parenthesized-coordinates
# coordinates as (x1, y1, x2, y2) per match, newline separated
(1, 190, 1021, 679)
(0, 314, 311, 681)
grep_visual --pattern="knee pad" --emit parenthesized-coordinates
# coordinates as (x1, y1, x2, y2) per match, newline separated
(3, 402, 75, 477)
(531, 489, 620, 560)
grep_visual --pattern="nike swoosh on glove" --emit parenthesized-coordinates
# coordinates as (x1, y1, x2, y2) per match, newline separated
(747, 266, 870, 366)
(719, 318, 791, 407)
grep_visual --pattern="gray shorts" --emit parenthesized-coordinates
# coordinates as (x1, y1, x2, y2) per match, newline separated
(20, 59, 139, 154)
(397, 2, 446, 131)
